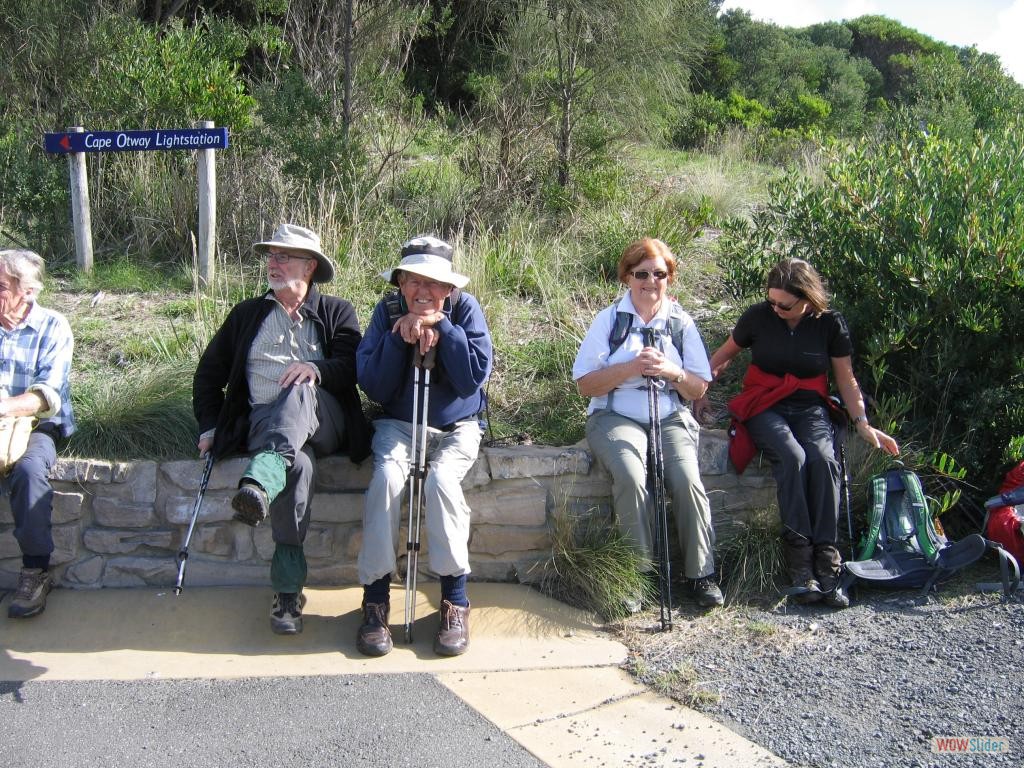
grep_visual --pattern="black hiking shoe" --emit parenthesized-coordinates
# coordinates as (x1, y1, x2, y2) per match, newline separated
(690, 576, 725, 608)
(232, 482, 269, 527)
(7, 568, 53, 619)
(270, 591, 307, 635)
(821, 585, 850, 609)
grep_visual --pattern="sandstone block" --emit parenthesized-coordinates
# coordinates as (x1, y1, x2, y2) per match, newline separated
(470, 525, 550, 557)
(315, 456, 373, 491)
(310, 492, 364, 524)
(485, 445, 591, 479)
(162, 458, 247, 492)
(83, 528, 174, 554)
(93, 497, 157, 528)
(52, 491, 85, 524)
(108, 461, 158, 501)
(51, 458, 113, 484)
(466, 482, 547, 526)
(64, 555, 105, 587)
(164, 493, 235, 525)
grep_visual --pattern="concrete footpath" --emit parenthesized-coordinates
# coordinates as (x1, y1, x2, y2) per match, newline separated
(0, 583, 784, 767)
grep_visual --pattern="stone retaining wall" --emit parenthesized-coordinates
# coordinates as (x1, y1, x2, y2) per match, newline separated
(0, 429, 775, 590)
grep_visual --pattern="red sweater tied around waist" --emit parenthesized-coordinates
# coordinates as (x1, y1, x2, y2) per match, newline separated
(726, 364, 841, 474)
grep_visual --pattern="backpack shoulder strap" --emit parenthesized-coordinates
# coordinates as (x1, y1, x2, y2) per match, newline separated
(383, 290, 406, 326)
(901, 469, 942, 563)
(857, 472, 889, 560)
(444, 288, 463, 314)
(666, 301, 687, 366)
(608, 299, 633, 357)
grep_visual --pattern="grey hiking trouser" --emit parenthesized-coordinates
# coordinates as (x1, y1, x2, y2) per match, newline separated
(358, 417, 481, 586)
(744, 401, 839, 546)
(585, 407, 715, 579)
(247, 383, 345, 547)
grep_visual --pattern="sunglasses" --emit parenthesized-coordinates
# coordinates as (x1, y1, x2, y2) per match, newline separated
(630, 269, 669, 281)
(266, 249, 314, 264)
(766, 297, 799, 311)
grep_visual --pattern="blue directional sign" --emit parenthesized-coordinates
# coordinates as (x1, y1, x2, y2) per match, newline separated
(44, 127, 229, 154)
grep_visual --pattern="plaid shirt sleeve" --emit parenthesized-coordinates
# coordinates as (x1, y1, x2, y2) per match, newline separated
(0, 302, 75, 437)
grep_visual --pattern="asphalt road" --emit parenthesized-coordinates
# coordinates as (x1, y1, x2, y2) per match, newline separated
(0, 674, 545, 768)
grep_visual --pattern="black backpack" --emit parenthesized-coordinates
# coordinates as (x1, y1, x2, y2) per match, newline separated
(842, 467, 1020, 596)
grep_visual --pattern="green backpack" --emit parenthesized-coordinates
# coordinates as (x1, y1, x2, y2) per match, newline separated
(842, 467, 1020, 596)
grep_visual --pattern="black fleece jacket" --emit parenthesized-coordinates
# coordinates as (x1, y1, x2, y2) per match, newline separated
(192, 285, 371, 463)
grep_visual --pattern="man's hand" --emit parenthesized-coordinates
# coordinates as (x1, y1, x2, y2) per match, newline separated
(197, 436, 213, 457)
(279, 361, 319, 388)
(393, 312, 442, 354)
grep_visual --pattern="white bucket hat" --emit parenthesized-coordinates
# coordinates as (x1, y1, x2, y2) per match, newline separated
(380, 235, 469, 289)
(254, 223, 336, 283)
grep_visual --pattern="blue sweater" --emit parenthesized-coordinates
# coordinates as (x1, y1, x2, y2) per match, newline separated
(357, 291, 492, 428)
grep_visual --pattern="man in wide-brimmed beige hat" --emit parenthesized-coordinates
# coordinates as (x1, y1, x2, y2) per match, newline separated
(354, 235, 492, 658)
(193, 223, 370, 635)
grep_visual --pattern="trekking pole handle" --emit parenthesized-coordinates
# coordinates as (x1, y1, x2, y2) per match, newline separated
(413, 345, 437, 370)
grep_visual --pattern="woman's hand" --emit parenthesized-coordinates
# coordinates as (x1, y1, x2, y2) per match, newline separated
(634, 346, 671, 378)
(857, 420, 900, 456)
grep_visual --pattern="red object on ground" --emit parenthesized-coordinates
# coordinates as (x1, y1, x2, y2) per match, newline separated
(985, 461, 1024, 565)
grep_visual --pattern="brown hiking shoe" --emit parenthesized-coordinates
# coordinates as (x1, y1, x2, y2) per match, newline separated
(232, 482, 269, 527)
(356, 602, 393, 657)
(7, 568, 53, 619)
(434, 600, 470, 656)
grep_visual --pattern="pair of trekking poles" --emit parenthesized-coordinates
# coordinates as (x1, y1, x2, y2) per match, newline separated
(173, 349, 439, 640)
(641, 328, 674, 632)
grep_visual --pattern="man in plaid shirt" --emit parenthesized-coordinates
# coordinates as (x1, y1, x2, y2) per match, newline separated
(0, 249, 74, 619)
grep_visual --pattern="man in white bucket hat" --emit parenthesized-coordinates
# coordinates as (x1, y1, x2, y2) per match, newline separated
(355, 235, 492, 657)
(193, 223, 370, 635)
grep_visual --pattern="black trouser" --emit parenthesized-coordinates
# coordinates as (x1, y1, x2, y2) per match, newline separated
(745, 401, 839, 546)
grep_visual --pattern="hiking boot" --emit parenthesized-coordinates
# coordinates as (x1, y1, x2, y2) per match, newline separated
(690, 576, 725, 608)
(814, 545, 850, 609)
(232, 481, 270, 527)
(434, 600, 470, 656)
(821, 584, 851, 609)
(783, 538, 822, 604)
(7, 568, 53, 619)
(356, 602, 393, 657)
(270, 591, 307, 635)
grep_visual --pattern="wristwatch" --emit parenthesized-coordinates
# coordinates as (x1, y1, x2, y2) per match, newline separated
(674, 372, 685, 384)
(853, 414, 869, 426)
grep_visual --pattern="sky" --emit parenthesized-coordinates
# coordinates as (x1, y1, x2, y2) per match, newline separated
(720, 1, 1024, 85)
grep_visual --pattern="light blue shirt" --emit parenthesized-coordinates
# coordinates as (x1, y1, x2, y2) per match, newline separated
(0, 300, 75, 436)
(572, 293, 711, 422)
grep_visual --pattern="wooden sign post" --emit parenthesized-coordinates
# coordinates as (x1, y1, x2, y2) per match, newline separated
(44, 124, 229, 286)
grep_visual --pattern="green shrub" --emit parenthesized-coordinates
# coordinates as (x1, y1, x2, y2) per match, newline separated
(674, 93, 728, 149)
(720, 118, 1024, 489)
(77, 16, 257, 129)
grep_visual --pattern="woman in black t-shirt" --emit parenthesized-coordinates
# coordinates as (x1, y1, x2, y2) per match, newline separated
(707, 259, 899, 607)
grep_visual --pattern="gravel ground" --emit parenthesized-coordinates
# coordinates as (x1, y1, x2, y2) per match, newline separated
(621, 576, 1023, 768)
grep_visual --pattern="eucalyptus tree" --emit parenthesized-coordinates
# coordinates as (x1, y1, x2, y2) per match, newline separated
(489, 0, 711, 188)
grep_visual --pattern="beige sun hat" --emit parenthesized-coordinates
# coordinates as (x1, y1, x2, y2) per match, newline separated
(380, 235, 469, 289)
(254, 223, 336, 283)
